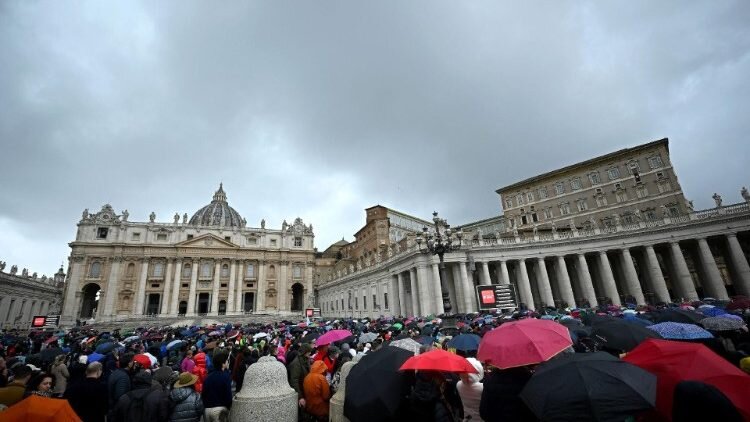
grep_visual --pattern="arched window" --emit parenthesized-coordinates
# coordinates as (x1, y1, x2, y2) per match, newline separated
(182, 264, 192, 279)
(89, 261, 101, 278)
(126, 263, 135, 278)
(153, 262, 164, 277)
(201, 262, 212, 277)
(221, 264, 229, 277)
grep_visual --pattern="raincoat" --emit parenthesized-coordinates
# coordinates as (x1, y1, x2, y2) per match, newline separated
(191, 352, 208, 394)
(303, 360, 331, 418)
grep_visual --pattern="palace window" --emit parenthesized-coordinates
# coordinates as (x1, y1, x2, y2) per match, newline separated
(221, 264, 230, 277)
(596, 195, 608, 207)
(182, 264, 192, 278)
(156, 233, 167, 241)
(571, 177, 582, 191)
(201, 263, 212, 278)
(505, 198, 513, 209)
(648, 155, 664, 169)
(153, 262, 164, 277)
(89, 261, 102, 278)
(589, 172, 601, 185)
(576, 199, 588, 212)
(669, 206, 680, 217)
(515, 194, 524, 206)
(543, 208, 553, 219)
(636, 185, 649, 199)
(363, 296, 367, 310)
(645, 209, 657, 221)
(658, 180, 672, 193)
(538, 187, 549, 199)
(623, 213, 635, 225)
(131, 232, 141, 241)
(616, 190, 628, 203)
(270, 239, 277, 247)
(293, 265, 302, 278)
(373, 294, 377, 308)
(384, 292, 389, 309)
(526, 192, 534, 202)
(97, 227, 108, 239)
(246, 264, 255, 278)
(355, 297, 358, 310)
(628, 160, 641, 173)
(247, 237, 257, 245)
(555, 182, 566, 195)
(559, 203, 571, 215)
(294, 237, 303, 247)
(608, 167, 620, 180)
(187, 234, 194, 239)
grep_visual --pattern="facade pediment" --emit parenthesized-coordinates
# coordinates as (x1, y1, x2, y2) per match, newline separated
(175, 234, 239, 249)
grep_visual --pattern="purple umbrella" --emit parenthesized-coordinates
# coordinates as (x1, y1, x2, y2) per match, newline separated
(315, 329, 353, 346)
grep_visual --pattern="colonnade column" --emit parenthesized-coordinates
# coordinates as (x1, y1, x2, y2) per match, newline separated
(133, 258, 150, 315)
(210, 261, 221, 314)
(696, 238, 729, 300)
(669, 242, 699, 301)
(644, 246, 670, 303)
(103, 257, 122, 318)
(726, 233, 750, 296)
(409, 268, 419, 316)
(516, 259, 534, 310)
(431, 263, 445, 315)
(499, 260, 510, 285)
(160, 259, 173, 316)
(554, 256, 576, 308)
(597, 252, 621, 306)
(417, 265, 432, 316)
(279, 262, 289, 312)
(458, 262, 475, 312)
(227, 260, 237, 314)
(535, 258, 555, 307)
(450, 264, 465, 314)
(480, 262, 492, 285)
(257, 261, 266, 312)
(620, 248, 645, 305)
(186, 260, 198, 316)
(169, 260, 182, 316)
(575, 254, 598, 307)
(396, 273, 406, 316)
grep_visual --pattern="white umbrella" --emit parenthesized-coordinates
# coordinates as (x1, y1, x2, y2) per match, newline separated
(253, 332, 269, 340)
(389, 338, 421, 355)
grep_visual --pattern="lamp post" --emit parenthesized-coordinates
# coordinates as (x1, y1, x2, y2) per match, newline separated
(415, 212, 463, 314)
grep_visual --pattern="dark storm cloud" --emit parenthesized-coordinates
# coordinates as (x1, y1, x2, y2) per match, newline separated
(1, 1, 748, 273)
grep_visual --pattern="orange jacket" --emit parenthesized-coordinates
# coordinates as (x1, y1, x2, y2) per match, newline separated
(192, 352, 208, 393)
(303, 361, 330, 417)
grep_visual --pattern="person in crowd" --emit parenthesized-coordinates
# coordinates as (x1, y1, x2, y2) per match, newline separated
(68, 354, 89, 386)
(288, 343, 312, 409)
(479, 365, 536, 422)
(65, 361, 109, 422)
(191, 351, 208, 394)
(329, 352, 351, 394)
(0, 356, 8, 388)
(50, 354, 69, 397)
(108, 352, 134, 418)
(0, 364, 32, 407)
(303, 360, 331, 421)
(456, 358, 484, 421)
(408, 371, 457, 422)
(24, 371, 54, 398)
(113, 370, 170, 422)
(201, 351, 232, 422)
(672, 380, 743, 422)
(169, 372, 204, 422)
(153, 366, 177, 392)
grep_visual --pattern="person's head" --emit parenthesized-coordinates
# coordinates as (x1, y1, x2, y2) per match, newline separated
(27, 372, 53, 392)
(119, 352, 134, 369)
(173, 371, 198, 390)
(54, 354, 66, 366)
(86, 361, 103, 378)
(212, 351, 229, 371)
(11, 364, 32, 383)
(185, 349, 193, 359)
(299, 343, 313, 357)
(459, 358, 484, 385)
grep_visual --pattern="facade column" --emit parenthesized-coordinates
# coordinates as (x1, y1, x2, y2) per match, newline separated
(227, 260, 237, 314)
(620, 248, 646, 305)
(396, 273, 406, 317)
(726, 233, 750, 296)
(431, 263, 445, 315)
(597, 252, 621, 306)
(186, 259, 199, 315)
(257, 261, 266, 312)
(554, 256, 576, 308)
(458, 262, 475, 312)
(160, 259, 174, 316)
(417, 265, 432, 316)
(480, 262, 492, 285)
(169, 260, 182, 316)
(669, 242, 699, 301)
(696, 238, 729, 300)
(62, 257, 84, 323)
(575, 254, 598, 307)
(450, 264, 465, 314)
(41, 301, 49, 316)
(279, 262, 289, 312)
(644, 246, 671, 303)
(305, 263, 314, 310)
(0, 297, 10, 326)
(499, 260, 510, 285)
(210, 261, 221, 314)
(103, 257, 122, 318)
(409, 268, 420, 316)
(535, 258, 555, 307)
(235, 261, 245, 313)
(133, 258, 150, 315)
(516, 259, 534, 310)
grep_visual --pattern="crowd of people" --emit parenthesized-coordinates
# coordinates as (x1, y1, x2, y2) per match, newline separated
(0, 296, 749, 422)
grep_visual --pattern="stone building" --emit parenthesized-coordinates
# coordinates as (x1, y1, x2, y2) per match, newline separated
(0, 262, 65, 329)
(498, 138, 689, 232)
(60, 184, 316, 325)
(317, 139, 750, 317)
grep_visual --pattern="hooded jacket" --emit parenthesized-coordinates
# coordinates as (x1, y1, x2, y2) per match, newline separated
(191, 352, 207, 394)
(169, 386, 204, 422)
(113, 371, 170, 422)
(479, 367, 536, 422)
(288, 353, 311, 398)
(303, 361, 331, 417)
(456, 358, 484, 422)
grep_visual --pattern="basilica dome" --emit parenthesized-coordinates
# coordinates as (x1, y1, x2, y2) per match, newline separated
(189, 184, 245, 227)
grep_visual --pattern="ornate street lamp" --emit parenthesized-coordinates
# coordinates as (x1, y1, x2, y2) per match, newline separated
(415, 212, 463, 314)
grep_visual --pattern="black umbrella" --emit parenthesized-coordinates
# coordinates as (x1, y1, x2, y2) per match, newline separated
(344, 346, 414, 422)
(591, 320, 662, 352)
(302, 332, 320, 343)
(654, 309, 705, 324)
(40, 347, 65, 363)
(520, 352, 656, 422)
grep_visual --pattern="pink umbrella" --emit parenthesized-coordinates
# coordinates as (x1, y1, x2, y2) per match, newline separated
(315, 329, 353, 346)
(477, 319, 572, 369)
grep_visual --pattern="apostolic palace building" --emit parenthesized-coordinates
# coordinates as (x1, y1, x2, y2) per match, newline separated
(52, 137, 750, 326)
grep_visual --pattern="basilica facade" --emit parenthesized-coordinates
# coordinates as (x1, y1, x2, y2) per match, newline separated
(60, 185, 316, 325)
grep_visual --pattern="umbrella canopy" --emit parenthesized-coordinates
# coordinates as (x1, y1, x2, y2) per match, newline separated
(87, 352, 105, 363)
(208, 330, 223, 337)
(447, 334, 481, 352)
(389, 338, 421, 355)
(646, 322, 713, 340)
(654, 309, 705, 324)
(477, 319, 573, 369)
(700, 316, 746, 331)
(166, 340, 186, 351)
(44, 336, 58, 345)
(1, 395, 82, 422)
(591, 320, 662, 352)
(95, 341, 117, 354)
(391, 322, 403, 330)
(358, 332, 378, 344)
(700, 306, 727, 317)
(123, 335, 141, 344)
(344, 346, 414, 422)
(301, 332, 320, 343)
(520, 352, 656, 422)
(252, 332, 269, 340)
(316, 329, 353, 346)
(725, 297, 750, 311)
(623, 339, 750, 420)
(399, 349, 477, 373)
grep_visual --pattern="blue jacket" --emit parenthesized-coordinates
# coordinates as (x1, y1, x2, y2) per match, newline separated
(201, 369, 232, 409)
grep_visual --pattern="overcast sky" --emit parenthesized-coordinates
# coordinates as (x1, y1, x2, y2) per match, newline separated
(1, 1, 749, 276)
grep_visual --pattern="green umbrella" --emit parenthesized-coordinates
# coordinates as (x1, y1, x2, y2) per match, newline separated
(391, 322, 403, 330)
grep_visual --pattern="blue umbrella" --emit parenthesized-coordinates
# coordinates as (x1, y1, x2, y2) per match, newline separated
(646, 322, 713, 340)
(95, 341, 116, 354)
(701, 307, 727, 317)
(623, 315, 653, 327)
(447, 334, 481, 351)
(87, 352, 105, 363)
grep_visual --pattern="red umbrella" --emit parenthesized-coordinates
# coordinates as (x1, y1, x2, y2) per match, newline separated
(623, 339, 750, 420)
(477, 318, 572, 369)
(399, 349, 478, 373)
(44, 336, 58, 345)
(316, 329, 353, 346)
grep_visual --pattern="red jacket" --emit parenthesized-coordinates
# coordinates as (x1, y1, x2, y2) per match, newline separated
(191, 352, 208, 394)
